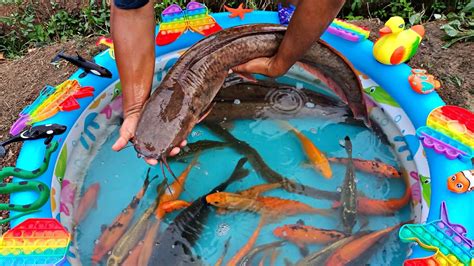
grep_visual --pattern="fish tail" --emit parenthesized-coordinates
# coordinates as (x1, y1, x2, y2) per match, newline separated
(51, 51, 64, 63)
(276, 120, 297, 133)
(312, 208, 332, 217)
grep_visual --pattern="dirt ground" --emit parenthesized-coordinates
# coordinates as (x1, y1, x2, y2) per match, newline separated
(0, 19, 472, 230)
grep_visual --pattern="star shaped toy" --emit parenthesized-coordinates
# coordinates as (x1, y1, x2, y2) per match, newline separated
(224, 3, 253, 20)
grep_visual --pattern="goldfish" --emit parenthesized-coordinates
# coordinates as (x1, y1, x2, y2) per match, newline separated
(161, 200, 191, 213)
(107, 179, 167, 266)
(328, 157, 401, 178)
(278, 121, 332, 178)
(325, 222, 408, 265)
(332, 187, 411, 216)
(92, 171, 156, 264)
(239, 183, 282, 198)
(338, 136, 357, 234)
(214, 237, 231, 266)
(273, 220, 347, 255)
(447, 170, 474, 193)
(73, 183, 100, 225)
(138, 154, 199, 266)
(295, 234, 362, 266)
(206, 192, 329, 219)
(227, 216, 266, 266)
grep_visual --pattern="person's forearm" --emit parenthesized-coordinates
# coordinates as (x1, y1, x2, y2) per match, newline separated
(111, 1, 156, 118)
(274, 0, 345, 73)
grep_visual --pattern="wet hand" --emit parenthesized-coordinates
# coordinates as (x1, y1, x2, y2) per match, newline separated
(112, 114, 187, 165)
(232, 56, 288, 78)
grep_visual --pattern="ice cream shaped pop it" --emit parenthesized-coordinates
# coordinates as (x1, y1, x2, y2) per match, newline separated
(0, 218, 71, 265)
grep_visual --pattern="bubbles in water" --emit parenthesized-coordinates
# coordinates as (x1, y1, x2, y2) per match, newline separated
(336, 187, 342, 193)
(216, 223, 230, 237)
(191, 131, 202, 137)
(265, 86, 308, 115)
(233, 99, 241, 105)
(114, 174, 119, 178)
(305, 102, 315, 108)
(100, 161, 105, 166)
(310, 128, 317, 134)
(94, 239, 99, 245)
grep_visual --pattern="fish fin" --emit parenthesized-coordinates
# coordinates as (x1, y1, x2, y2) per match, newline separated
(299, 161, 313, 169)
(44, 136, 53, 145)
(298, 244, 309, 257)
(100, 224, 107, 233)
(374, 157, 382, 162)
(59, 96, 80, 111)
(76, 52, 86, 61)
(332, 200, 341, 209)
(197, 102, 215, 124)
(296, 219, 305, 225)
(79, 72, 88, 78)
(359, 215, 370, 231)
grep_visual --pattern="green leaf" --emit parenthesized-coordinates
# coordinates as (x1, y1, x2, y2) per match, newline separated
(441, 24, 460, 37)
(462, 0, 474, 13)
(55, 145, 68, 180)
(409, 12, 422, 25)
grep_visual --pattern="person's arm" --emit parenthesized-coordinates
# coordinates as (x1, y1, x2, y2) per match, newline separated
(233, 0, 345, 77)
(110, 0, 185, 165)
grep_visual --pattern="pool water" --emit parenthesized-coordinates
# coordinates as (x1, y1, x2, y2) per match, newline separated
(73, 88, 411, 265)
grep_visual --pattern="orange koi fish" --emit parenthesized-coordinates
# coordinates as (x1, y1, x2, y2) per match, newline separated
(278, 121, 332, 178)
(73, 183, 100, 225)
(325, 222, 408, 265)
(239, 183, 282, 198)
(138, 155, 199, 266)
(228, 216, 266, 266)
(332, 188, 411, 216)
(91, 171, 156, 264)
(161, 199, 191, 213)
(447, 170, 474, 193)
(273, 220, 347, 248)
(217, 183, 281, 215)
(206, 192, 329, 218)
(328, 157, 401, 178)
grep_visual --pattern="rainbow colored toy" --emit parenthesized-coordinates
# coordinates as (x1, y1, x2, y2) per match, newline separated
(417, 106, 474, 161)
(409, 69, 442, 94)
(156, 1, 222, 46)
(399, 202, 474, 266)
(96, 36, 114, 59)
(0, 218, 70, 265)
(327, 19, 370, 42)
(373, 16, 425, 65)
(10, 80, 94, 135)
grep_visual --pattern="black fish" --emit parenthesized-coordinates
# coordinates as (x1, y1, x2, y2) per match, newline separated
(203, 122, 340, 201)
(172, 140, 229, 161)
(0, 124, 67, 157)
(148, 157, 250, 265)
(339, 136, 358, 235)
(52, 51, 112, 78)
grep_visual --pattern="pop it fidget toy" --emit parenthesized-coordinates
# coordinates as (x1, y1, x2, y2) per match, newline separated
(417, 126, 472, 162)
(427, 106, 474, 149)
(0, 218, 71, 265)
(400, 202, 474, 266)
(326, 19, 370, 42)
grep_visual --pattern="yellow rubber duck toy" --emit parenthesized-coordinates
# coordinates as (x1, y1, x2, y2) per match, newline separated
(373, 16, 425, 65)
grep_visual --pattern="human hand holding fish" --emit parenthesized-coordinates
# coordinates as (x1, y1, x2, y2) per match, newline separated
(111, 113, 187, 165)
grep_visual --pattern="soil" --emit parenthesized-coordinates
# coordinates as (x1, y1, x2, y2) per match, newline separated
(0, 19, 472, 231)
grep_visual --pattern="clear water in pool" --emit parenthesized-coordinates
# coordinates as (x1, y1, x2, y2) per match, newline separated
(74, 97, 410, 266)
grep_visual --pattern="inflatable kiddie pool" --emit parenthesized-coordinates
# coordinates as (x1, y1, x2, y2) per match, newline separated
(1, 2, 473, 265)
